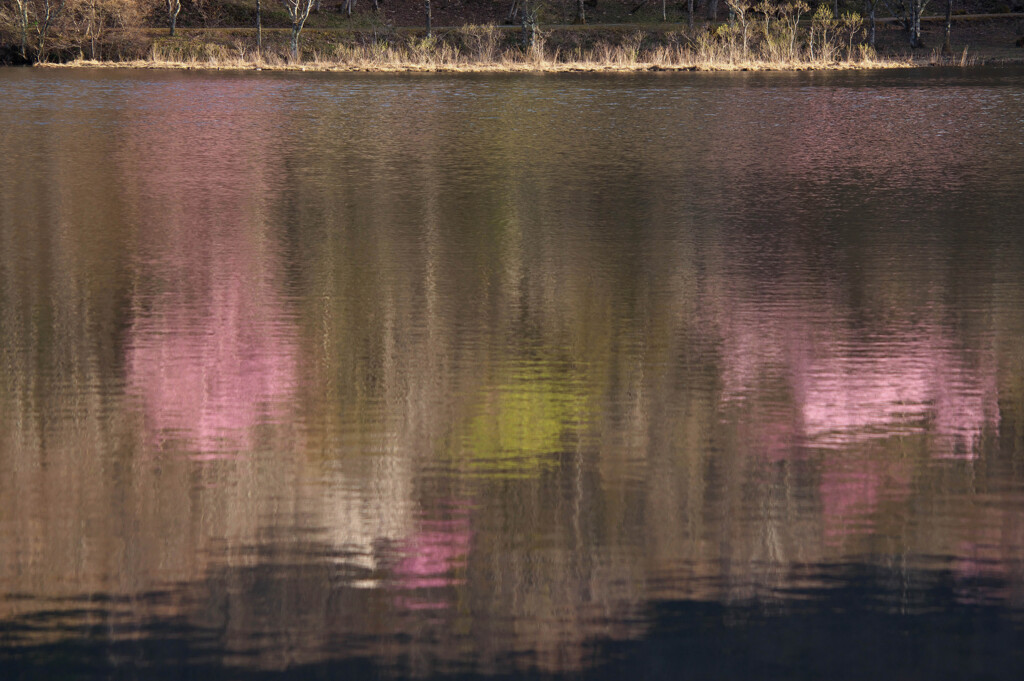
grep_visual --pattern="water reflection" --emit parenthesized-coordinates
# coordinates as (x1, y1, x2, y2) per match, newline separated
(121, 77, 299, 458)
(1, 68, 1024, 678)
(3, 564, 1024, 680)
(714, 281, 1000, 456)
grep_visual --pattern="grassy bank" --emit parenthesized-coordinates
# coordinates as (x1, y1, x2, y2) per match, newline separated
(20, 8, 1024, 73)
(42, 21, 922, 72)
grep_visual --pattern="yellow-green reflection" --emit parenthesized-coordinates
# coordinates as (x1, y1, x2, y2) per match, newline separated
(454, 363, 591, 479)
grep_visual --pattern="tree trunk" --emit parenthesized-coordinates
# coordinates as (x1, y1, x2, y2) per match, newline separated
(521, 4, 533, 48)
(576, 0, 585, 23)
(285, 0, 313, 60)
(425, 0, 431, 36)
(87, 2, 97, 60)
(706, 0, 717, 20)
(942, 0, 952, 55)
(35, 0, 63, 63)
(867, 1, 875, 46)
(909, 0, 923, 47)
(662, 0, 666, 21)
(256, 0, 262, 56)
(168, 0, 180, 37)
(688, 0, 694, 27)
(18, 0, 29, 61)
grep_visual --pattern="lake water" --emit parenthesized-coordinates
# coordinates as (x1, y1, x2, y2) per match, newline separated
(2, 66, 1024, 679)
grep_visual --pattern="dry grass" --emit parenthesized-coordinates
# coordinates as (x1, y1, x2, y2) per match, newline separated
(47, 24, 915, 73)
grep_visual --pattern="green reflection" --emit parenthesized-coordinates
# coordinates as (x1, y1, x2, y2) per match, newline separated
(456, 364, 591, 479)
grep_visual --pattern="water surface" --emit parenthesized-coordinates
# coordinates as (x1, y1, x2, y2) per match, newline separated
(2, 66, 1024, 679)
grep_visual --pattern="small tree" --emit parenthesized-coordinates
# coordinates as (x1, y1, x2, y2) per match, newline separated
(726, 0, 751, 59)
(282, 0, 315, 59)
(782, 2, 809, 60)
(840, 11, 862, 60)
(809, 3, 838, 61)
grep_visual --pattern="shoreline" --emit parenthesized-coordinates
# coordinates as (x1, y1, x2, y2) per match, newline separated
(14, 14, 1024, 74)
(39, 57, 920, 73)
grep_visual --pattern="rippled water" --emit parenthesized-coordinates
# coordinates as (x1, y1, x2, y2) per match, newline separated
(2, 66, 1024, 679)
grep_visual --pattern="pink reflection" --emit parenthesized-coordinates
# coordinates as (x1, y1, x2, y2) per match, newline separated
(393, 509, 472, 611)
(711, 280, 999, 544)
(797, 344, 997, 457)
(127, 268, 297, 456)
(122, 83, 297, 457)
(715, 292, 998, 458)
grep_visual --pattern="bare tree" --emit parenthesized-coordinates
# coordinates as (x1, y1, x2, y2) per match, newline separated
(863, 0, 878, 47)
(706, 0, 718, 20)
(885, 0, 928, 47)
(80, 0, 100, 58)
(520, 0, 537, 48)
(575, 0, 584, 23)
(782, 1, 809, 58)
(73, 0, 141, 59)
(10, 0, 31, 60)
(282, 0, 315, 59)
(6, 0, 68, 62)
(907, 0, 927, 47)
(166, 0, 180, 36)
(40, 0, 66, 62)
(424, 0, 430, 35)
(726, 0, 751, 58)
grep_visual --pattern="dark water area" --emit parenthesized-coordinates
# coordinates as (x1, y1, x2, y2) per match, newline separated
(2, 65, 1024, 679)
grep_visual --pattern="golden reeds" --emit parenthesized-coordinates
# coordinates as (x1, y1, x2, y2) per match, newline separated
(56, 23, 912, 73)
